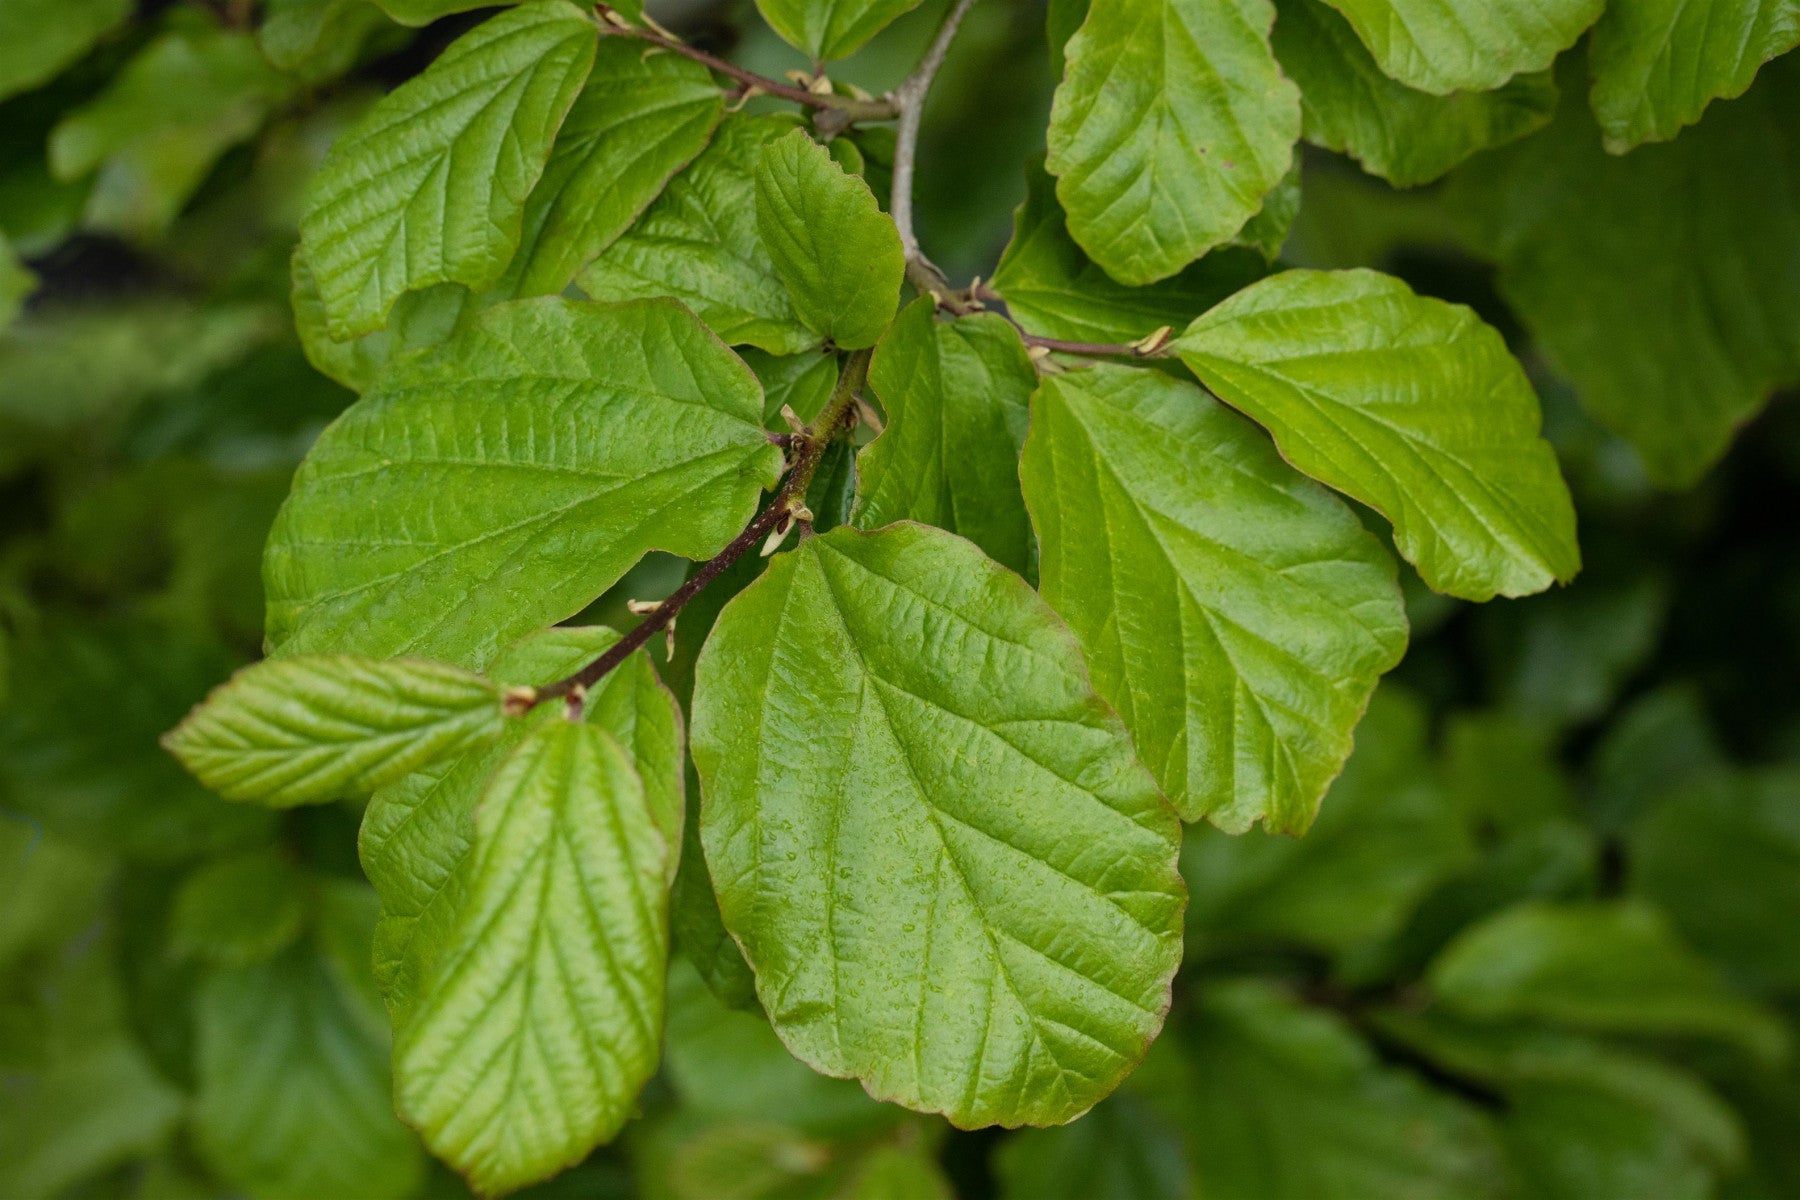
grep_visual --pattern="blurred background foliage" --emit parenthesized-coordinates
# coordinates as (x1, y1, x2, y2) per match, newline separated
(2, 1, 1799, 1198)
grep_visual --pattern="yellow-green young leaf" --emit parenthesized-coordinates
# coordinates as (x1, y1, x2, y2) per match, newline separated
(754, 0, 924, 61)
(298, 1, 595, 339)
(991, 156, 1266, 346)
(755, 130, 904, 351)
(361, 626, 683, 1027)
(853, 299, 1036, 575)
(494, 36, 724, 299)
(1045, 0, 1300, 286)
(1589, 0, 1800, 151)
(396, 719, 670, 1196)
(163, 656, 502, 806)
(1022, 364, 1408, 832)
(1320, 0, 1604, 94)
(1273, 0, 1559, 187)
(0, 0, 130, 104)
(264, 297, 783, 666)
(691, 523, 1185, 1128)
(1176, 269, 1579, 601)
(579, 114, 818, 354)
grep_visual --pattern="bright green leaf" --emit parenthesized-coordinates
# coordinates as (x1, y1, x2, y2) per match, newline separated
(1176, 268, 1580, 601)
(755, 129, 904, 351)
(495, 36, 723, 299)
(1447, 58, 1800, 486)
(1045, 0, 1300, 286)
(1023, 364, 1407, 831)
(0, 0, 130, 104)
(579, 113, 818, 354)
(169, 849, 310, 966)
(691, 522, 1185, 1127)
(163, 655, 503, 806)
(1320, 0, 1604, 93)
(264, 297, 783, 666)
(1273, 0, 1559, 187)
(991, 156, 1265, 345)
(754, 0, 924, 60)
(291, 244, 472, 393)
(298, 0, 596, 338)
(1589, 0, 1800, 150)
(396, 719, 670, 1196)
(1429, 901, 1791, 1063)
(853, 299, 1036, 575)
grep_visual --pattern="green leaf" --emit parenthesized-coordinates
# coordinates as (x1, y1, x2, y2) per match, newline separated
(298, 0, 596, 338)
(1176, 268, 1580, 601)
(264, 297, 783, 666)
(1589, 0, 1800, 150)
(1181, 687, 1475, 957)
(372, 0, 520, 24)
(745, 346, 840, 428)
(361, 626, 681, 1025)
(991, 156, 1265, 345)
(1141, 980, 1510, 1198)
(169, 849, 310, 966)
(853, 299, 1036, 575)
(754, 0, 924, 61)
(1319, 0, 1604, 93)
(1429, 901, 1790, 1062)
(691, 522, 1185, 1127)
(1023, 364, 1407, 831)
(1045, 0, 1300, 285)
(494, 36, 723, 299)
(847, 1146, 956, 1200)
(395, 719, 670, 1196)
(164, 655, 503, 806)
(195, 886, 424, 1200)
(1446, 58, 1800, 486)
(1272, 0, 1559, 187)
(996, 1094, 1188, 1200)
(1631, 768, 1800, 993)
(0, 0, 130, 104)
(1505, 1081, 1728, 1200)
(1230, 158, 1301, 261)
(290, 245, 472, 393)
(48, 22, 292, 239)
(259, 0, 394, 84)
(755, 129, 904, 352)
(579, 113, 818, 354)
(0, 232, 35, 332)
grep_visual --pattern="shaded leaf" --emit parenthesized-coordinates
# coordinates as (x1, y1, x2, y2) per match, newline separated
(0, 0, 131, 104)
(754, 0, 924, 60)
(169, 848, 310, 966)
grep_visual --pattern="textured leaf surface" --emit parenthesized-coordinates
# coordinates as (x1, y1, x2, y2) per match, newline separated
(164, 655, 502, 806)
(1046, 0, 1300, 285)
(754, 0, 923, 59)
(298, 1, 595, 338)
(755, 130, 904, 351)
(580, 114, 817, 354)
(991, 157, 1266, 346)
(362, 626, 682, 1023)
(691, 522, 1185, 1128)
(1023, 364, 1406, 831)
(1448, 59, 1800, 486)
(1430, 901, 1790, 1062)
(195, 887, 423, 1200)
(1177, 269, 1579, 601)
(1273, 0, 1559, 187)
(0, 0, 130, 103)
(496, 37, 722, 299)
(264, 297, 783, 666)
(1320, 0, 1603, 93)
(395, 719, 669, 1196)
(853, 300, 1036, 575)
(1589, 0, 1800, 150)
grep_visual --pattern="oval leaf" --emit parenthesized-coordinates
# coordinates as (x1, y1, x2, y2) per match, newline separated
(1176, 269, 1580, 601)
(754, 0, 924, 60)
(395, 719, 670, 1196)
(163, 656, 503, 806)
(264, 297, 784, 666)
(755, 129, 904, 351)
(1320, 0, 1603, 94)
(1021, 364, 1408, 832)
(691, 522, 1185, 1128)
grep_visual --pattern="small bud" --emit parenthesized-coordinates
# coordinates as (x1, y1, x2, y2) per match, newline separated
(854, 395, 885, 435)
(501, 686, 537, 717)
(779, 404, 807, 436)
(761, 515, 796, 557)
(562, 684, 587, 721)
(625, 598, 660, 616)
(1133, 325, 1173, 355)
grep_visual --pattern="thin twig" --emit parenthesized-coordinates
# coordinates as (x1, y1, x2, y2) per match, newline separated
(593, 6, 897, 122)
(888, 0, 979, 295)
(527, 351, 873, 709)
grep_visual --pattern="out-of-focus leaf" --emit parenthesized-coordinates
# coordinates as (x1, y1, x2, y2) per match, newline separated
(754, 0, 923, 60)
(995, 1093, 1187, 1200)
(1477, 572, 1667, 727)
(258, 0, 394, 84)
(1443, 712, 1574, 831)
(845, 1145, 954, 1200)
(1319, 0, 1603, 93)
(1429, 900, 1790, 1062)
(168, 848, 309, 966)
(0, 822, 110, 978)
(1586, 686, 1726, 834)
(0, 0, 131, 104)
(0, 232, 35, 331)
